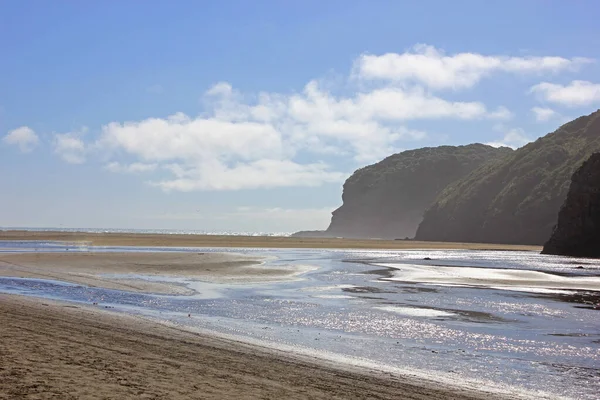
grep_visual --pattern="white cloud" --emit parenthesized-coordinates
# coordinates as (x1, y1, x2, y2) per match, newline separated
(95, 78, 517, 191)
(487, 128, 531, 149)
(47, 45, 589, 192)
(487, 106, 513, 120)
(152, 159, 345, 191)
(293, 82, 499, 122)
(100, 112, 284, 162)
(284, 82, 510, 159)
(53, 130, 87, 164)
(105, 162, 157, 173)
(205, 81, 234, 97)
(2, 126, 39, 153)
(529, 80, 600, 107)
(531, 106, 557, 122)
(355, 44, 592, 90)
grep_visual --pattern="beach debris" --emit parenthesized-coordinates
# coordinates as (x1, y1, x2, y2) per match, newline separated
(423, 257, 432, 260)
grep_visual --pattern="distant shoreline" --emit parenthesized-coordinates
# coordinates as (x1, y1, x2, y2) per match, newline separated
(0, 230, 542, 251)
(0, 226, 293, 236)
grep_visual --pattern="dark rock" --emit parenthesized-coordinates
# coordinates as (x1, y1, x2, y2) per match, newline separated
(320, 144, 511, 239)
(416, 110, 600, 245)
(542, 153, 600, 258)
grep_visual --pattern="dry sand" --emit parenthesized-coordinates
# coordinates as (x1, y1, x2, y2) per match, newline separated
(0, 230, 542, 251)
(0, 252, 305, 294)
(0, 294, 522, 400)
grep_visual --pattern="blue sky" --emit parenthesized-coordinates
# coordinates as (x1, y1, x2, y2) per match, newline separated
(2, 0, 600, 232)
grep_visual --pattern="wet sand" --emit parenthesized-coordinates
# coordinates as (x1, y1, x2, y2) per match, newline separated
(0, 230, 542, 251)
(0, 232, 539, 399)
(0, 252, 301, 294)
(0, 294, 520, 400)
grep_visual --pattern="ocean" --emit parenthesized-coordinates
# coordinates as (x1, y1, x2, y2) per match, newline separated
(0, 227, 293, 237)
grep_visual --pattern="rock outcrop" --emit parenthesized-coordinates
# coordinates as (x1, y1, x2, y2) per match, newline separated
(416, 110, 600, 245)
(542, 153, 600, 257)
(318, 144, 512, 239)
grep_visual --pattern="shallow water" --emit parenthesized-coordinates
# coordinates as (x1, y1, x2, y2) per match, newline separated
(1, 241, 599, 399)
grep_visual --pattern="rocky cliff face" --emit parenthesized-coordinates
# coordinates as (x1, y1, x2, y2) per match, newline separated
(542, 153, 600, 257)
(416, 110, 600, 245)
(321, 144, 512, 239)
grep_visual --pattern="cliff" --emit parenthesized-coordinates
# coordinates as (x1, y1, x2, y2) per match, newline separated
(415, 110, 600, 245)
(542, 153, 600, 257)
(320, 144, 512, 239)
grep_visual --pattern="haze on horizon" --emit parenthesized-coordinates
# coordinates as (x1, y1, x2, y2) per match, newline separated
(2, 0, 600, 233)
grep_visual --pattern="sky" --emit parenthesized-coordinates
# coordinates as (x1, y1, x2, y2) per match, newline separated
(2, 0, 600, 233)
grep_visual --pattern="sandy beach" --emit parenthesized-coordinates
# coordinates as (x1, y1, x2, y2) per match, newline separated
(0, 252, 288, 294)
(0, 230, 542, 251)
(0, 294, 521, 400)
(0, 231, 541, 399)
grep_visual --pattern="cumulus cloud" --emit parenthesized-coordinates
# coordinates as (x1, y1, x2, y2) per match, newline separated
(205, 81, 235, 97)
(94, 78, 515, 190)
(152, 160, 344, 191)
(293, 83, 511, 122)
(487, 106, 513, 120)
(2, 126, 39, 153)
(487, 128, 531, 149)
(529, 80, 600, 106)
(43, 45, 589, 192)
(531, 107, 558, 122)
(355, 44, 591, 90)
(53, 130, 87, 164)
(100, 112, 284, 162)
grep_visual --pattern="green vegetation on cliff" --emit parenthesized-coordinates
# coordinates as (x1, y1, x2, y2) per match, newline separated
(323, 144, 512, 239)
(416, 110, 600, 245)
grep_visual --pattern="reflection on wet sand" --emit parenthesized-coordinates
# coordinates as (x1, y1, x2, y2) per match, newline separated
(0, 244, 599, 399)
(377, 262, 600, 292)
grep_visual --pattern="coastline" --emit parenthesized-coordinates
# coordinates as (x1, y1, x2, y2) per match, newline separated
(0, 294, 524, 400)
(0, 230, 542, 251)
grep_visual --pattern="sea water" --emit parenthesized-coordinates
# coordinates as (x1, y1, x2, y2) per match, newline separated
(0, 227, 292, 236)
(0, 242, 599, 399)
